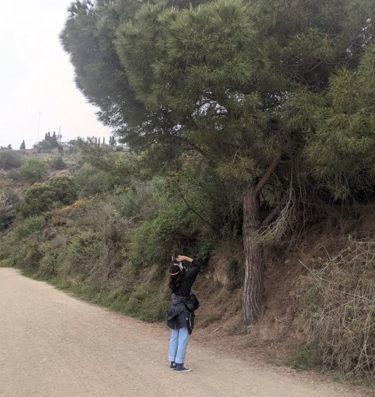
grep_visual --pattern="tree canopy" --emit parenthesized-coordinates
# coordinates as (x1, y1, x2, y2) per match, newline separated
(61, 0, 375, 324)
(62, 0, 375, 197)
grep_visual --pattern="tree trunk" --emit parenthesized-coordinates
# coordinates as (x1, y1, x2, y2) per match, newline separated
(242, 181, 265, 325)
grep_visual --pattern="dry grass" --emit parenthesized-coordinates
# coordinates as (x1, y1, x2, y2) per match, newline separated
(299, 238, 375, 377)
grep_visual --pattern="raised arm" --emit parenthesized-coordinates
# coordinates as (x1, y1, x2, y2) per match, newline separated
(177, 255, 194, 264)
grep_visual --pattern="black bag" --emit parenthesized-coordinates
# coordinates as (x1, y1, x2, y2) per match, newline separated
(184, 293, 200, 312)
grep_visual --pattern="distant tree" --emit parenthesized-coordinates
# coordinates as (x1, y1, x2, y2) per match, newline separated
(109, 136, 116, 146)
(20, 140, 26, 150)
(9, 158, 47, 184)
(51, 156, 67, 171)
(51, 132, 58, 147)
(7, 144, 12, 150)
(0, 151, 22, 170)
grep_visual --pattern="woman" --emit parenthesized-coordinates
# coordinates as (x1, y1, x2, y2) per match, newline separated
(166, 254, 201, 373)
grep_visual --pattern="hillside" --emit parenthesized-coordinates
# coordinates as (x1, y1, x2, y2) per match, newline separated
(0, 143, 374, 387)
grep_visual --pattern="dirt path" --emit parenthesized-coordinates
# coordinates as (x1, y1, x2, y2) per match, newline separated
(0, 268, 368, 397)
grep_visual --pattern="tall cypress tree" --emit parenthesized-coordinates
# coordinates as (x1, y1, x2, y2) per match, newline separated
(20, 140, 26, 150)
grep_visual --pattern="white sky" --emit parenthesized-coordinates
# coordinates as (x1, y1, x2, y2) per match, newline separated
(0, 0, 111, 150)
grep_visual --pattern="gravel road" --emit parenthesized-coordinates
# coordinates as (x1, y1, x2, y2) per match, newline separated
(0, 268, 368, 397)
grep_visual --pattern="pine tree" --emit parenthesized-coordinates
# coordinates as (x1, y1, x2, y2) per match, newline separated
(51, 132, 58, 148)
(62, 0, 375, 325)
(20, 140, 26, 150)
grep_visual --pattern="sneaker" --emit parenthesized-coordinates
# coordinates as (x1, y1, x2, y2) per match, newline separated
(169, 362, 177, 370)
(175, 363, 192, 373)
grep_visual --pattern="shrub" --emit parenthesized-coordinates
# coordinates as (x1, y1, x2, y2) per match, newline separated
(75, 165, 125, 197)
(12, 235, 43, 271)
(59, 231, 102, 286)
(124, 286, 170, 322)
(14, 216, 45, 241)
(47, 175, 78, 205)
(0, 188, 19, 230)
(21, 185, 56, 217)
(130, 202, 194, 267)
(21, 175, 78, 217)
(50, 156, 66, 170)
(37, 250, 59, 279)
(299, 239, 375, 377)
(0, 151, 22, 170)
(10, 158, 47, 184)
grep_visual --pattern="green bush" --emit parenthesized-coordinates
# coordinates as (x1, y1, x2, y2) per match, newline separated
(12, 236, 43, 271)
(0, 188, 19, 230)
(75, 165, 125, 197)
(124, 286, 170, 322)
(59, 231, 102, 286)
(109, 190, 135, 218)
(50, 156, 66, 170)
(9, 158, 47, 184)
(21, 185, 56, 217)
(14, 216, 45, 241)
(37, 250, 59, 279)
(130, 202, 194, 267)
(47, 175, 78, 205)
(288, 345, 323, 371)
(0, 258, 12, 267)
(0, 234, 15, 263)
(108, 178, 163, 220)
(21, 175, 78, 217)
(0, 151, 22, 170)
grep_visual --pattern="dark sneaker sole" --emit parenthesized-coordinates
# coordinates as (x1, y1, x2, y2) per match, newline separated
(176, 368, 192, 373)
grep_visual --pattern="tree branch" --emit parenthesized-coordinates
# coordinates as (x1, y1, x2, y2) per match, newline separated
(176, 184, 221, 235)
(254, 152, 282, 197)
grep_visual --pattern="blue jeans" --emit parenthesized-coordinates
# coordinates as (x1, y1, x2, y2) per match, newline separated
(168, 327, 190, 364)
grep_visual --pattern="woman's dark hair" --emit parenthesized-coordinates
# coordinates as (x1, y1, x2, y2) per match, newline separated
(168, 264, 186, 293)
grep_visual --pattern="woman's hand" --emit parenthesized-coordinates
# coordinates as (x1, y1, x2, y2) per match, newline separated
(177, 255, 193, 263)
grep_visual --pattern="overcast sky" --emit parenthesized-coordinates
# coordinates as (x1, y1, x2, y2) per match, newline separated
(0, 0, 111, 150)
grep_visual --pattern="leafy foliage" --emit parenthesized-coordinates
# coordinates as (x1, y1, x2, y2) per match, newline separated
(47, 175, 78, 205)
(304, 44, 375, 198)
(21, 175, 78, 217)
(21, 185, 56, 217)
(14, 216, 45, 241)
(50, 156, 67, 170)
(0, 150, 23, 170)
(62, 0, 375, 202)
(0, 188, 19, 231)
(9, 158, 47, 184)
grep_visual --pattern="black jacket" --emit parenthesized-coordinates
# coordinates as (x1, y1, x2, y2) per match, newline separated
(166, 259, 201, 334)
